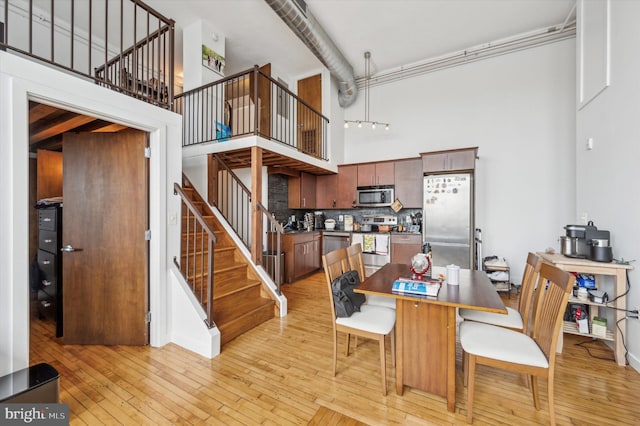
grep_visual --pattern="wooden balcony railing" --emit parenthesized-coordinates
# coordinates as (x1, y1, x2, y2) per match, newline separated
(173, 66, 329, 161)
(0, 0, 174, 109)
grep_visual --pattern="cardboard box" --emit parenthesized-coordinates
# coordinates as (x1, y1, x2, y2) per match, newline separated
(592, 316, 607, 338)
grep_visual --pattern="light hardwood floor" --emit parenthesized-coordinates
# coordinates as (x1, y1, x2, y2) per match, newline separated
(30, 271, 640, 425)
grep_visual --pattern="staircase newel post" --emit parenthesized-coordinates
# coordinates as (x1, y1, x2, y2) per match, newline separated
(250, 146, 263, 266)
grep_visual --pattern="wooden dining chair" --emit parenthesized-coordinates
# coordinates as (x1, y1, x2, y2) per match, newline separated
(322, 248, 396, 395)
(459, 252, 542, 333)
(346, 243, 395, 310)
(460, 262, 575, 425)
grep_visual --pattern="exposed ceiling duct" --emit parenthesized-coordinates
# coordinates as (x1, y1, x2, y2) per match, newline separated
(264, 0, 357, 107)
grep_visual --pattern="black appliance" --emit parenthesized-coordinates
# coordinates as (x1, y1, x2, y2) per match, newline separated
(314, 212, 325, 230)
(563, 221, 612, 262)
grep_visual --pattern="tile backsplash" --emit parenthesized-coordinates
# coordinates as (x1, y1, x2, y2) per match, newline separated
(267, 174, 421, 229)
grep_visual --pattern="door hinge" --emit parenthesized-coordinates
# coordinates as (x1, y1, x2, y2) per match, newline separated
(145, 229, 151, 240)
(145, 311, 152, 323)
(144, 147, 151, 158)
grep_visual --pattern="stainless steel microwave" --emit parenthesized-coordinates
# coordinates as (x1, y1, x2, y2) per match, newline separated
(355, 185, 395, 207)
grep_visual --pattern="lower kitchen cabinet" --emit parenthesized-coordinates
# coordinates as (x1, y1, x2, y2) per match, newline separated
(281, 231, 321, 283)
(391, 233, 422, 264)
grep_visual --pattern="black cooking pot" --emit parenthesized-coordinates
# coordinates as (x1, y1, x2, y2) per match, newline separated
(589, 244, 613, 262)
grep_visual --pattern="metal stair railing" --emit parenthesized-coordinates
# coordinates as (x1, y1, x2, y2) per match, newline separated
(211, 154, 285, 293)
(173, 181, 216, 328)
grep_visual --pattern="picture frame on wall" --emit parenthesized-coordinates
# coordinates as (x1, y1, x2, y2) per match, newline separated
(202, 44, 225, 76)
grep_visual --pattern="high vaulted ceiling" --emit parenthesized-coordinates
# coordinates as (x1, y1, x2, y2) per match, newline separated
(146, 0, 577, 81)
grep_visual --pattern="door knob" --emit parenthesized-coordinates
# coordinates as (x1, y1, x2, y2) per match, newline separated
(61, 244, 83, 252)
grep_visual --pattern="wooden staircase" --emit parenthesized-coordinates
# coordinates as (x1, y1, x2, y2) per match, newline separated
(179, 181, 275, 346)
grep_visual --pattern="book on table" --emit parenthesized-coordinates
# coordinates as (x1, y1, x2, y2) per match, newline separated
(392, 278, 441, 297)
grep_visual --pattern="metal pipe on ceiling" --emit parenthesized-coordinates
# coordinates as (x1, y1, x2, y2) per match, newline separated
(264, 0, 357, 107)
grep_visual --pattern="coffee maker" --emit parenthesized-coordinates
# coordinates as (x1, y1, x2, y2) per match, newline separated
(562, 221, 612, 262)
(314, 211, 325, 230)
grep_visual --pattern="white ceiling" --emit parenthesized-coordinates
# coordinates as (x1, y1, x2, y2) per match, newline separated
(145, 0, 577, 81)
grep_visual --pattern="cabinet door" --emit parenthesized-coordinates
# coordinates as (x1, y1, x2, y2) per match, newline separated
(316, 174, 338, 209)
(293, 242, 307, 278)
(447, 150, 476, 171)
(300, 172, 316, 209)
(357, 161, 395, 186)
(337, 165, 357, 208)
(394, 158, 423, 208)
(311, 237, 321, 270)
(288, 172, 317, 209)
(422, 152, 448, 173)
(357, 163, 376, 186)
(422, 149, 477, 173)
(375, 161, 395, 185)
(288, 176, 302, 209)
(391, 234, 422, 264)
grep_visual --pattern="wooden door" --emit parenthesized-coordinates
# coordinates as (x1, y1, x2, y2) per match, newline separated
(297, 74, 322, 156)
(62, 130, 148, 345)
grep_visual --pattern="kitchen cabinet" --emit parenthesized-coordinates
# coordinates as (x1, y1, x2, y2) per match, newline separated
(391, 233, 422, 264)
(288, 172, 316, 209)
(357, 161, 395, 186)
(421, 148, 477, 173)
(538, 252, 632, 367)
(315, 174, 338, 209)
(337, 164, 358, 209)
(281, 231, 321, 283)
(394, 158, 423, 208)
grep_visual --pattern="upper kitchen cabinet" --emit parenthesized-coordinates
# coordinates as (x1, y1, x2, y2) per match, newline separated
(357, 161, 395, 186)
(288, 172, 316, 209)
(394, 158, 423, 208)
(316, 174, 338, 209)
(337, 164, 358, 208)
(421, 147, 478, 173)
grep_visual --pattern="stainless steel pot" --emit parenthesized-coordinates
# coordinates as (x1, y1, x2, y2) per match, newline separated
(560, 236, 575, 256)
(591, 238, 609, 247)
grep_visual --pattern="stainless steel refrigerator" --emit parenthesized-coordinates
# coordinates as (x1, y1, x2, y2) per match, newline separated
(423, 173, 474, 268)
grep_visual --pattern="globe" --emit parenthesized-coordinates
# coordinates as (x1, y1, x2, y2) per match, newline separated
(411, 253, 431, 280)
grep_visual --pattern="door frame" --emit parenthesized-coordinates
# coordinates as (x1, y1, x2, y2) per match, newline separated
(0, 53, 182, 374)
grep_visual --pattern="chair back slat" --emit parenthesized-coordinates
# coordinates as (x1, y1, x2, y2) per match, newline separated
(322, 248, 350, 319)
(518, 252, 543, 332)
(532, 262, 575, 361)
(346, 243, 366, 282)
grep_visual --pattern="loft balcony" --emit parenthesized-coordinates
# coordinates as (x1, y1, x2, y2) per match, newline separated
(1, 0, 330, 168)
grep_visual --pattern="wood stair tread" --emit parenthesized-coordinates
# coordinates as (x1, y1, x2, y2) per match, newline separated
(215, 296, 274, 323)
(179, 176, 276, 348)
(213, 279, 262, 300)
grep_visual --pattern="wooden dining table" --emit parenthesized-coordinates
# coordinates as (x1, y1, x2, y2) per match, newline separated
(355, 263, 506, 412)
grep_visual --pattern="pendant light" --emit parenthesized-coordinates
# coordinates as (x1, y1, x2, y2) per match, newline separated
(344, 51, 390, 130)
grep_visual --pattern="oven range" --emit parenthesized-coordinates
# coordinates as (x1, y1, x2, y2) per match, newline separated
(351, 215, 397, 277)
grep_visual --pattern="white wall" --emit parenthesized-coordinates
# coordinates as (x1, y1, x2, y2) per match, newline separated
(342, 40, 577, 282)
(0, 52, 182, 376)
(576, 0, 640, 371)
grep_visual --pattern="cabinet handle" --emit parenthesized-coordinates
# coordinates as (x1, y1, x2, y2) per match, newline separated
(44, 239, 52, 243)
(414, 302, 419, 308)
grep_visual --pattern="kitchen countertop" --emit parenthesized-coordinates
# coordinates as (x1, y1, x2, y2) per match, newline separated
(319, 229, 421, 235)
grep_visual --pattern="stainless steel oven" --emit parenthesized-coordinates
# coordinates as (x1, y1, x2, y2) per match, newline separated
(351, 215, 397, 277)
